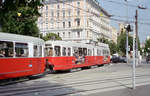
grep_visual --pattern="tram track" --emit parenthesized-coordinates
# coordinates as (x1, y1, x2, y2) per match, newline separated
(0, 73, 150, 96)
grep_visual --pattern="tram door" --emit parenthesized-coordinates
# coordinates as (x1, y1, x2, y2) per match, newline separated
(93, 48, 96, 64)
(32, 45, 43, 73)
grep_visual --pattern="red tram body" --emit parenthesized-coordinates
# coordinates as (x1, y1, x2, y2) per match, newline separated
(0, 33, 110, 80)
(0, 32, 45, 80)
(45, 41, 110, 71)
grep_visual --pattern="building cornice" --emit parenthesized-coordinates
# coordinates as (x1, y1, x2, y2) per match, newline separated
(87, 0, 111, 17)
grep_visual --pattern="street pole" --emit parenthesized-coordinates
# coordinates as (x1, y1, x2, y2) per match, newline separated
(125, 0, 129, 63)
(132, 8, 138, 90)
(132, 25, 136, 89)
(135, 10, 138, 66)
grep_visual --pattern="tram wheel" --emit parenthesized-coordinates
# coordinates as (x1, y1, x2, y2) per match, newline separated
(97, 64, 104, 67)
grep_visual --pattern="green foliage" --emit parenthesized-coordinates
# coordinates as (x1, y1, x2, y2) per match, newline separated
(144, 39, 150, 53)
(97, 32, 140, 56)
(0, 0, 44, 37)
(117, 32, 142, 56)
(108, 41, 118, 55)
(42, 33, 62, 41)
(117, 33, 134, 56)
(97, 37, 118, 55)
(97, 37, 109, 44)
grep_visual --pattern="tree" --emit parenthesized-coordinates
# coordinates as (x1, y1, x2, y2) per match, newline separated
(144, 39, 150, 54)
(97, 37, 109, 44)
(117, 32, 135, 56)
(108, 40, 118, 55)
(42, 33, 62, 41)
(97, 37, 118, 55)
(0, 0, 44, 37)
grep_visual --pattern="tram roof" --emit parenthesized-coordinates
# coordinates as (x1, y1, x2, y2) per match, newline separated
(45, 40, 109, 49)
(45, 40, 89, 47)
(0, 32, 44, 45)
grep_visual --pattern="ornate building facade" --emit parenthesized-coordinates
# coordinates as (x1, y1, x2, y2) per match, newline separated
(37, 0, 114, 43)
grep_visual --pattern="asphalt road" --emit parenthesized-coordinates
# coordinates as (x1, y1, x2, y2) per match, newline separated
(1, 59, 150, 96)
(86, 84, 150, 96)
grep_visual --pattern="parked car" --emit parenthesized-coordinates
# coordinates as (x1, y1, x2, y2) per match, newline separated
(119, 56, 127, 63)
(146, 54, 150, 63)
(111, 55, 127, 63)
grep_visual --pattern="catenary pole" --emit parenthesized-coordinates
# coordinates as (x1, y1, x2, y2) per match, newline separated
(133, 24, 136, 89)
(125, 0, 129, 63)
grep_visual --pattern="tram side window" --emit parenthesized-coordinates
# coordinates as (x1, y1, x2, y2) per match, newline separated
(88, 49, 92, 56)
(68, 48, 71, 56)
(34, 46, 38, 57)
(103, 50, 106, 56)
(0, 41, 13, 57)
(39, 46, 42, 57)
(97, 49, 100, 56)
(102, 50, 104, 56)
(83, 48, 87, 56)
(48, 48, 53, 56)
(78, 48, 82, 56)
(99, 50, 101, 56)
(73, 47, 78, 57)
(34, 46, 43, 57)
(55, 46, 61, 56)
(62, 47, 66, 56)
(45, 47, 53, 56)
(15, 43, 28, 57)
(106, 50, 109, 56)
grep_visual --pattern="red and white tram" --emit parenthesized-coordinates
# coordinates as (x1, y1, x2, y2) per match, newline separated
(0, 32, 45, 80)
(45, 41, 110, 71)
(0, 32, 110, 80)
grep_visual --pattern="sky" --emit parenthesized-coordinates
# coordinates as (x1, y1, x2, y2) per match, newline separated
(98, 0, 150, 43)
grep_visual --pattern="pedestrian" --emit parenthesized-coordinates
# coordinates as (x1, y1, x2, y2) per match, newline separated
(0, 50, 5, 57)
(139, 55, 142, 64)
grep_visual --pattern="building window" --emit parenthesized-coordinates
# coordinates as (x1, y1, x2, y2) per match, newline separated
(46, 6, 48, 10)
(77, 31, 80, 38)
(68, 21, 71, 28)
(57, 22, 60, 28)
(51, 22, 54, 29)
(63, 22, 65, 28)
(46, 22, 48, 30)
(57, 11, 59, 18)
(51, 10, 54, 17)
(63, 32, 65, 38)
(46, 12, 48, 17)
(57, 4, 60, 9)
(77, 9, 80, 16)
(68, 10, 71, 17)
(58, 32, 60, 37)
(63, 3, 65, 8)
(87, 31, 89, 37)
(68, 32, 71, 38)
(63, 10, 65, 18)
(77, 2, 80, 6)
(77, 19, 80, 26)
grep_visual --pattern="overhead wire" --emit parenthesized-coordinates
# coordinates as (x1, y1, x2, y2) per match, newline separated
(53, 0, 150, 26)
(39, 0, 150, 26)
(101, 0, 150, 11)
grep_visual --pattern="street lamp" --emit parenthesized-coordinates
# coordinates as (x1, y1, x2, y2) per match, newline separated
(135, 5, 147, 64)
(132, 5, 146, 89)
